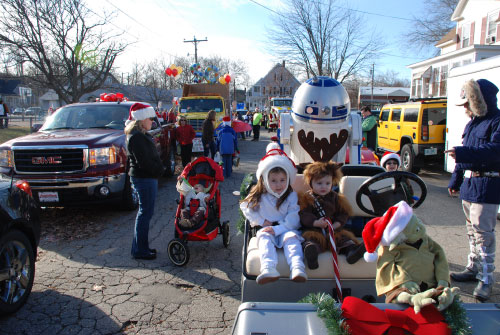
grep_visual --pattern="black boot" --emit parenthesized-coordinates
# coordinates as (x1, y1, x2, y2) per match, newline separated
(303, 241, 320, 270)
(450, 268, 478, 282)
(346, 243, 366, 264)
(473, 281, 492, 302)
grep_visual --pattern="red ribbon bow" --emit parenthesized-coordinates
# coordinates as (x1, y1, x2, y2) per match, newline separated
(341, 296, 451, 335)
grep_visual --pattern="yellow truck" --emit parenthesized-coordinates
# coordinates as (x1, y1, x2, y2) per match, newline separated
(178, 83, 230, 152)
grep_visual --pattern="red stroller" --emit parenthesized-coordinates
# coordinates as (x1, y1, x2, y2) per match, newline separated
(167, 157, 229, 266)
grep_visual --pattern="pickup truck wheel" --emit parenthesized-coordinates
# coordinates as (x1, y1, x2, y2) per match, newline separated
(122, 176, 139, 211)
(164, 148, 175, 177)
(401, 144, 420, 174)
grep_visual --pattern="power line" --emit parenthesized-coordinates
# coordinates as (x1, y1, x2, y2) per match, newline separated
(247, 0, 421, 60)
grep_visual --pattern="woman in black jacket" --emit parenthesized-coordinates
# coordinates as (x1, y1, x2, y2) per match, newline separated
(125, 103, 165, 260)
(202, 109, 217, 159)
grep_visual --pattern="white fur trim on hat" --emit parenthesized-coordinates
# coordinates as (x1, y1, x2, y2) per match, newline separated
(129, 102, 156, 121)
(256, 149, 296, 198)
(266, 142, 281, 153)
(380, 201, 413, 246)
(381, 152, 401, 168)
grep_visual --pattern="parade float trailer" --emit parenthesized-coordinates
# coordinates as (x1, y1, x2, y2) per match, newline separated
(179, 83, 229, 152)
(233, 76, 500, 334)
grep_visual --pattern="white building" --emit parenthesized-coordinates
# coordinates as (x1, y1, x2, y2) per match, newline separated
(408, 0, 500, 98)
(246, 61, 300, 110)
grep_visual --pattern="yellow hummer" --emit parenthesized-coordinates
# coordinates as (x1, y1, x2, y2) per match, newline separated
(377, 98, 447, 173)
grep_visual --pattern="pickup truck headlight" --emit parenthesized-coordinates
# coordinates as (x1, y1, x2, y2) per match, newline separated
(0, 149, 12, 168)
(89, 147, 116, 166)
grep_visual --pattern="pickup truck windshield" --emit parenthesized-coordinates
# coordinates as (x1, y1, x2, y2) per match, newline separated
(179, 99, 223, 114)
(271, 100, 292, 107)
(42, 104, 130, 131)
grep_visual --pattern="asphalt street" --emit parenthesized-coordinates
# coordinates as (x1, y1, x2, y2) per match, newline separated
(0, 131, 498, 334)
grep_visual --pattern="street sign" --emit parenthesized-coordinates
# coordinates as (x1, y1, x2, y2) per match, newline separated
(237, 103, 245, 110)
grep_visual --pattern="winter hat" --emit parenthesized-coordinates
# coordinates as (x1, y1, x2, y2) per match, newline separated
(380, 152, 401, 168)
(222, 115, 231, 127)
(256, 148, 297, 198)
(126, 103, 155, 126)
(456, 79, 488, 117)
(362, 201, 413, 262)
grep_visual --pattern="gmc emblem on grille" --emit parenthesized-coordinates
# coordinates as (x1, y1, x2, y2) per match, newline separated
(32, 156, 63, 164)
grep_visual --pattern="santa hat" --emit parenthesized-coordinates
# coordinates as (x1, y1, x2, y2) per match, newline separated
(256, 148, 296, 198)
(362, 201, 413, 262)
(222, 115, 231, 127)
(380, 152, 401, 168)
(125, 103, 155, 126)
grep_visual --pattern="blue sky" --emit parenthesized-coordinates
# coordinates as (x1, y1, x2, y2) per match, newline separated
(87, 0, 436, 85)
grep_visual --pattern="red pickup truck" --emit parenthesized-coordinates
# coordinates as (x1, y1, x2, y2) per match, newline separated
(0, 100, 175, 210)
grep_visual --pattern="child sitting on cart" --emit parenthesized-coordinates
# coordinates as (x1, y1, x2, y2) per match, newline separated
(177, 179, 211, 229)
(299, 161, 365, 269)
(240, 149, 307, 285)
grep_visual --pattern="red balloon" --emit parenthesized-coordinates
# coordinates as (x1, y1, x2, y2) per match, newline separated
(225, 74, 231, 83)
(166, 68, 173, 76)
(172, 68, 178, 77)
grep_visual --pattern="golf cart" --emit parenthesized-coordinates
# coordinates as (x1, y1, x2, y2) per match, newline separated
(234, 165, 500, 334)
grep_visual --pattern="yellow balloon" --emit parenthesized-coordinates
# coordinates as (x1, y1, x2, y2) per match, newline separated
(170, 64, 176, 69)
(177, 67, 183, 75)
(219, 76, 226, 84)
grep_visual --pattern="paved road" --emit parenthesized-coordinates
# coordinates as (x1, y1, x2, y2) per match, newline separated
(1, 131, 498, 334)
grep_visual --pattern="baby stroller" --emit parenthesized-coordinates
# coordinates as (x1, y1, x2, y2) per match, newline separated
(168, 156, 230, 266)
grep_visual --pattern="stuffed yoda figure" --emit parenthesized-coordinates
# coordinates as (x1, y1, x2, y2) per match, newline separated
(363, 201, 460, 313)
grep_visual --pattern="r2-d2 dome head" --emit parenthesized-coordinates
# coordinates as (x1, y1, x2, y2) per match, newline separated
(291, 76, 350, 125)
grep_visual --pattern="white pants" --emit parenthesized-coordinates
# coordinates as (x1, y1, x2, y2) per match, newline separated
(462, 201, 498, 284)
(258, 232, 305, 272)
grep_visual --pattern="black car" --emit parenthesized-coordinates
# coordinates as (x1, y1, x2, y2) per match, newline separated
(0, 176, 40, 314)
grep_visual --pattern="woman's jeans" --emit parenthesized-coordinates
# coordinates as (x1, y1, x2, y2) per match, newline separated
(202, 139, 216, 159)
(131, 177, 158, 257)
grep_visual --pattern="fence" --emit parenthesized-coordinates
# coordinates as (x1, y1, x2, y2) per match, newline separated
(0, 115, 45, 130)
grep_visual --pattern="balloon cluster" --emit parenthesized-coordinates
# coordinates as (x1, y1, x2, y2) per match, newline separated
(165, 64, 183, 79)
(100, 92, 127, 102)
(218, 74, 231, 85)
(189, 64, 230, 84)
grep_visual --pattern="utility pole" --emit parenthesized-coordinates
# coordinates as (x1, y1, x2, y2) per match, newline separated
(370, 63, 374, 109)
(183, 36, 208, 64)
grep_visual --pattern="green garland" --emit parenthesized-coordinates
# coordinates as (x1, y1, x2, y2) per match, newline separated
(300, 293, 472, 335)
(237, 173, 256, 233)
(299, 293, 350, 335)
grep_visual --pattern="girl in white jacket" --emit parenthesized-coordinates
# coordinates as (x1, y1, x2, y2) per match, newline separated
(240, 148, 307, 284)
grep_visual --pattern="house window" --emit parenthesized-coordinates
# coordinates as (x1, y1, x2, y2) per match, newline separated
(432, 68, 439, 97)
(462, 23, 471, 48)
(487, 11, 499, 37)
(439, 65, 448, 96)
(262, 87, 266, 95)
(254, 86, 260, 93)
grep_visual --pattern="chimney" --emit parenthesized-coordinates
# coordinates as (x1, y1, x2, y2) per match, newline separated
(282, 60, 285, 67)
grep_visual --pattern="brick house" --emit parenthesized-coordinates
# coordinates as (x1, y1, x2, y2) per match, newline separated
(408, 0, 500, 98)
(246, 61, 300, 110)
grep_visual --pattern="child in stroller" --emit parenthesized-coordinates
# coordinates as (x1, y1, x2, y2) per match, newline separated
(168, 157, 229, 266)
(176, 180, 211, 229)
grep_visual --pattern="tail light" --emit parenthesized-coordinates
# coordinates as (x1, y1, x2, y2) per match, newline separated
(422, 125, 429, 141)
(15, 180, 32, 197)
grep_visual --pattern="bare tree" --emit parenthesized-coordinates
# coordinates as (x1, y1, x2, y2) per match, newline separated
(404, 0, 459, 55)
(141, 59, 171, 106)
(268, 0, 381, 82)
(0, 0, 128, 103)
(375, 70, 410, 87)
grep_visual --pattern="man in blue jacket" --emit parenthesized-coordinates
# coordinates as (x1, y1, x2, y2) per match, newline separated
(217, 116, 238, 178)
(446, 79, 500, 301)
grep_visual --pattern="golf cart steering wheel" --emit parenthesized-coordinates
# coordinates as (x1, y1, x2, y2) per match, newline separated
(355, 171, 427, 217)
